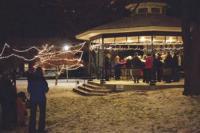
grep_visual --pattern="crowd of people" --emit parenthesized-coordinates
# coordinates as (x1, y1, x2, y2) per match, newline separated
(104, 51, 183, 84)
(0, 67, 49, 133)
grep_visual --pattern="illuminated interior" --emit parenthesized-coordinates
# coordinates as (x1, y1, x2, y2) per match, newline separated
(91, 35, 183, 50)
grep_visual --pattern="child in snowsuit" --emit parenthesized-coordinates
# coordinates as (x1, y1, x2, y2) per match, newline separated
(16, 92, 28, 126)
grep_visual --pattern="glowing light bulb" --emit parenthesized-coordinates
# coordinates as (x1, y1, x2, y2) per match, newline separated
(63, 45, 70, 51)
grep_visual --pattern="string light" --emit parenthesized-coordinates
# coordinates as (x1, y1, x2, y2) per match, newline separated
(91, 42, 183, 51)
(0, 43, 40, 61)
(0, 42, 85, 75)
(101, 47, 183, 51)
(12, 46, 40, 52)
(0, 54, 38, 61)
(0, 43, 10, 56)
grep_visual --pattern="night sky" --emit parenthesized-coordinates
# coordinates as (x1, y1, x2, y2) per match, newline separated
(0, 0, 181, 42)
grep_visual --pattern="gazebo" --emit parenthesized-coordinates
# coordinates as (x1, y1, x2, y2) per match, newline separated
(76, 0, 183, 80)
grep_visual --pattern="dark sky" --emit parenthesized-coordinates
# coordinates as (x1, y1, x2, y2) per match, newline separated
(0, 0, 181, 41)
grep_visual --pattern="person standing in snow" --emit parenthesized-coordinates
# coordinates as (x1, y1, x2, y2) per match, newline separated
(27, 67, 49, 133)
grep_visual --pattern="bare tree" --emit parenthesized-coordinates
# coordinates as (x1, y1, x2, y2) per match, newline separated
(35, 43, 85, 85)
(182, 0, 200, 95)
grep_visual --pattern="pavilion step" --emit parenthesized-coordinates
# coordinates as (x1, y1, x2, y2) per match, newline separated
(73, 87, 108, 96)
(78, 86, 111, 93)
(87, 81, 102, 86)
(73, 87, 92, 96)
(83, 83, 106, 90)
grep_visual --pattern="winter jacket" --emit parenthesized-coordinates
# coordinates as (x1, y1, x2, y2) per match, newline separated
(164, 55, 173, 68)
(27, 75, 49, 102)
(132, 56, 143, 69)
(145, 56, 153, 69)
(0, 78, 16, 103)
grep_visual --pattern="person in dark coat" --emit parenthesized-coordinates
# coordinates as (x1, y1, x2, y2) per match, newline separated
(0, 100, 2, 131)
(132, 53, 143, 83)
(0, 73, 2, 131)
(153, 53, 163, 82)
(164, 52, 173, 83)
(0, 71, 17, 130)
(27, 67, 49, 133)
(114, 55, 121, 80)
(172, 52, 179, 82)
(142, 55, 147, 83)
(104, 53, 112, 81)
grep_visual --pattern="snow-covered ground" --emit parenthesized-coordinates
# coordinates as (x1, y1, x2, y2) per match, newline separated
(5, 87, 200, 133)
(16, 79, 87, 90)
(8, 79, 199, 133)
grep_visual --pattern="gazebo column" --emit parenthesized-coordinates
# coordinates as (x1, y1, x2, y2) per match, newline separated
(88, 41, 92, 79)
(150, 35, 156, 86)
(97, 46, 100, 78)
(100, 37, 105, 84)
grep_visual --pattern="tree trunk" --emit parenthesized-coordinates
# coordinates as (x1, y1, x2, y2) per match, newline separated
(55, 72, 58, 86)
(182, 0, 200, 95)
(55, 67, 59, 86)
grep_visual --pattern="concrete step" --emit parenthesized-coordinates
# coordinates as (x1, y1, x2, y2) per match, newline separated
(87, 81, 102, 87)
(83, 83, 106, 90)
(73, 87, 107, 96)
(73, 87, 90, 96)
(78, 86, 111, 93)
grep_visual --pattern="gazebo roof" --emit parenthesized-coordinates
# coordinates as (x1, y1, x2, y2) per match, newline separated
(76, 15, 181, 40)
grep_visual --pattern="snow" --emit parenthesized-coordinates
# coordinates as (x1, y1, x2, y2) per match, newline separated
(16, 79, 87, 90)
(2, 81, 200, 133)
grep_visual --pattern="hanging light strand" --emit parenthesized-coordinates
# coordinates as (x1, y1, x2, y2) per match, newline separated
(0, 42, 85, 73)
(0, 43, 10, 56)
